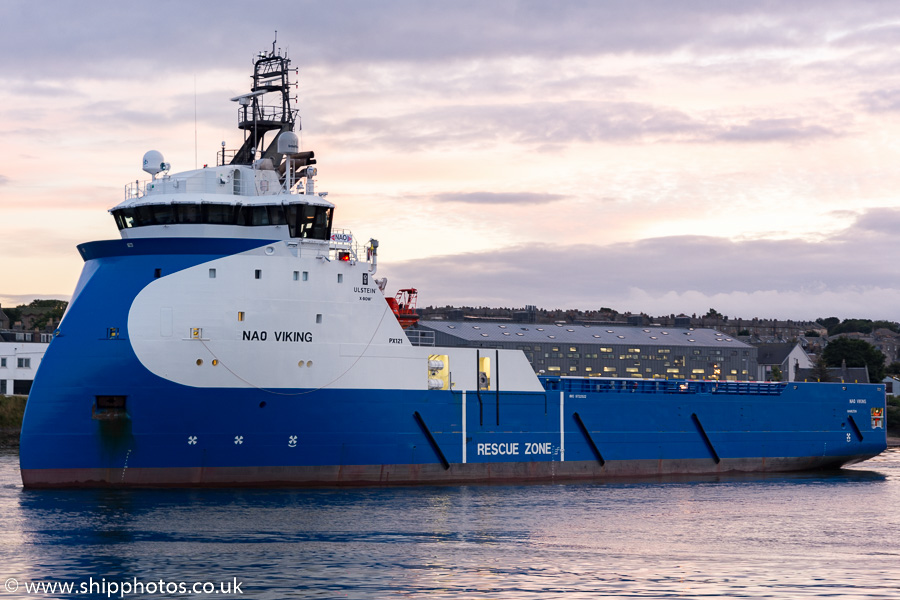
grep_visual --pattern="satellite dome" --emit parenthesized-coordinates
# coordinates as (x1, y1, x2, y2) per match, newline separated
(277, 132, 300, 155)
(142, 150, 169, 176)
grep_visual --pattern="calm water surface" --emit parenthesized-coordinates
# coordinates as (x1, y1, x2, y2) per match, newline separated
(1, 448, 899, 599)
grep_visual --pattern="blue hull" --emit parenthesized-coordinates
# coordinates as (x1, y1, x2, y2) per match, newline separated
(19, 239, 888, 487)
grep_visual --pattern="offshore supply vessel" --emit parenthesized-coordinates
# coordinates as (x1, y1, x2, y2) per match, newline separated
(19, 45, 887, 487)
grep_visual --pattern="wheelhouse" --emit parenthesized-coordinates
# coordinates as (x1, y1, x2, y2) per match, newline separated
(110, 202, 333, 240)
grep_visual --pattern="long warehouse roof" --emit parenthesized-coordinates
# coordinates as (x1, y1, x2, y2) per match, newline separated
(418, 320, 753, 348)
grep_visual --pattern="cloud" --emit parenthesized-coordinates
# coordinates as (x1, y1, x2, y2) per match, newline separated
(713, 118, 838, 143)
(0, 294, 71, 307)
(859, 88, 900, 113)
(386, 207, 900, 320)
(321, 101, 840, 152)
(432, 192, 565, 205)
(0, 174, 8, 185)
(7, 2, 900, 79)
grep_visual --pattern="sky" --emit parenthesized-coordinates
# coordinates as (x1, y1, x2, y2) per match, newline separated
(3, 1, 900, 321)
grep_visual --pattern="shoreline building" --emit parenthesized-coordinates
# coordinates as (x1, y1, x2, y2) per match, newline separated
(417, 321, 757, 380)
(0, 334, 49, 395)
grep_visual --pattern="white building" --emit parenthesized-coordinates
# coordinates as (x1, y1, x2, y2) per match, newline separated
(0, 340, 49, 395)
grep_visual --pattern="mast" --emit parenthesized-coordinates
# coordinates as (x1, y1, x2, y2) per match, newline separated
(229, 44, 300, 168)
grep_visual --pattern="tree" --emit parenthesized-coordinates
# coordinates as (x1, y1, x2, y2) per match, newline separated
(810, 355, 830, 382)
(822, 337, 886, 382)
(770, 366, 783, 382)
(817, 317, 840, 331)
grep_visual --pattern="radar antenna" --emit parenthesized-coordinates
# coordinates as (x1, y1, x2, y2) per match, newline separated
(229, 39, 299, 168)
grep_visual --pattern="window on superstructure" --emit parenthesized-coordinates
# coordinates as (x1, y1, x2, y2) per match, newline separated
(205, 204, 239, 224)
(267, 205, 287, 225)
(284, 203, 333, 240)
(176, 203, 203, 224)
(240, 205, 271, 226)
(112, 202, 318, 231)
(17, 358, 30, 368)
(0, 358, 5, 367)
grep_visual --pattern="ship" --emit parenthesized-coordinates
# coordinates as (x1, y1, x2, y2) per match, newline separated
(19, 44, 887, 487)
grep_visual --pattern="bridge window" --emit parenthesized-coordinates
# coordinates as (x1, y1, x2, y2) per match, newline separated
(284, 203, 333, 240)
(110, 202, 315, 233)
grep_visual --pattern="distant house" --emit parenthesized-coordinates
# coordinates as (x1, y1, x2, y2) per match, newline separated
(795, 364, 870, 384)
(755, 343, 811, 382)
(18, 305, 63, 331)
(0, 305, 9, 330)
(0, 336, 50, 395)
(882, 376, 900, 396)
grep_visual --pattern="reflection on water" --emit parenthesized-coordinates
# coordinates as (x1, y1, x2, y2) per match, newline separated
(2, 449, 899, 599)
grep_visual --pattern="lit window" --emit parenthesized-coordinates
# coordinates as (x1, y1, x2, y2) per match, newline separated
(548, 366, 561, 372)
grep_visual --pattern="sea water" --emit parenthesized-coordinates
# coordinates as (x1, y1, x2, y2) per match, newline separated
(1, 448, 898, 599)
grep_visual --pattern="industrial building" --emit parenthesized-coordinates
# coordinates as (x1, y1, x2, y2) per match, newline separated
(417, 321, 758, 380)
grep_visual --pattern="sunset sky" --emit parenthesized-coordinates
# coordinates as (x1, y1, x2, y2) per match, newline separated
(3, 1, 900, 321)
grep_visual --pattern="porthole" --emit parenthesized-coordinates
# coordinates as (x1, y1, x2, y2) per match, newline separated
(196, 359, 203, 366)
(212, 359, 219, 366)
